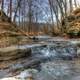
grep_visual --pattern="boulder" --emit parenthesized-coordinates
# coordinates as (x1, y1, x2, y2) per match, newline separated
(0, 46, 31, 61)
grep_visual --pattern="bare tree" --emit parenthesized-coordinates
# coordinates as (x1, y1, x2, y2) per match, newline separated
(74, 0, 77, 8)
(27, 0, 33, 33)
(10, 0, 12, 21)
(48, 0, 54, 24)
(13, 0, 22, 22)
(69, 0, 73, 13)
(1, 0, 4, 10)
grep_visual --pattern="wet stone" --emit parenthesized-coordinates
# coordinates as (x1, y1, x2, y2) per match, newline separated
(31, 42, 77, 60)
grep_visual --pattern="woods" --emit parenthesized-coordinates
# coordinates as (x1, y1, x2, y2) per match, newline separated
(1, 1, 80, 80)
(0, 0, 80, 36)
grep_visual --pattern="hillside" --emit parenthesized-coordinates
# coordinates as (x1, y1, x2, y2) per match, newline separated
(62, 8, 80, 37)
(0, 10, 28, 47)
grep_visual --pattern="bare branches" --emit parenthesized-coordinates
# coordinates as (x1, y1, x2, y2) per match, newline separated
(13, 0, 22, 22)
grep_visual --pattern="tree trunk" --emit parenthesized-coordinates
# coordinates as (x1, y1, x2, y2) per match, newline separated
(69, 0, 73, 13)
(13, 0, 22, 22)
(28, 0, 32, 33)
(1, 0, 4, 10)
(10, 0, 12, 21)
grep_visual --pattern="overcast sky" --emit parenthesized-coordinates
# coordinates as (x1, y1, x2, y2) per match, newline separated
(77, 0, 80, 3)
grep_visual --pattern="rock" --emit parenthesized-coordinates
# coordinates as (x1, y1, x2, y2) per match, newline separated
(77, 48, 80, 57)
(32, 36, 38, 42)
(0, 77, 19, 80)
(16, 69, 38, 80)
(0, 46, 31, 61)
(62, 8, 80, 37)
(0, 69, 38, 80)
(0, 10, 11, 22)
(0, 10, 28, 47)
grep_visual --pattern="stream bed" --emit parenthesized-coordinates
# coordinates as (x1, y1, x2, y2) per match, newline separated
(0, 38, 80, 80)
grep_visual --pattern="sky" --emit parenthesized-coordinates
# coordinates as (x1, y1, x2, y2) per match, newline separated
(0, 0, 80, 23)
(77, 0, 80, 4)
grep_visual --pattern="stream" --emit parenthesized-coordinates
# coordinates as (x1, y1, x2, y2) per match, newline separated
(0, 37, 80, 80)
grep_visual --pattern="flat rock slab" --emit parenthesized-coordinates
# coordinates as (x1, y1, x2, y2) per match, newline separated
(0, 46, 31, 61)
(0, 46, 19, 52)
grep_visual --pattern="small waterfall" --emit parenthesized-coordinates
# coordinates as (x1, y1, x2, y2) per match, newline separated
(31, 43, 77, 61)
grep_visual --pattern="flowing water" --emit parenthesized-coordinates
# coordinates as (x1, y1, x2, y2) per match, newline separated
(27, 41, 79, 80)
(1, 38, 80, 80)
